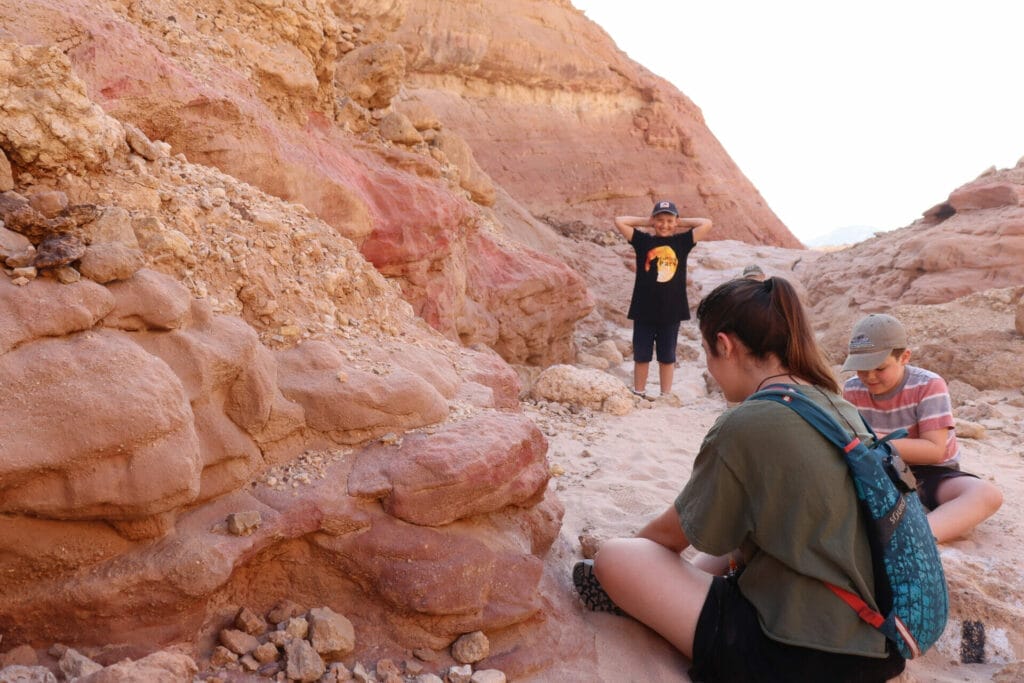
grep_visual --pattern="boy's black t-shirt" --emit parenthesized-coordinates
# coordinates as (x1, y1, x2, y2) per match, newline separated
(627, 230, 696, 323)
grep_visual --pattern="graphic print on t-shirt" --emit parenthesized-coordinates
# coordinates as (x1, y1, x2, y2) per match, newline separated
(645, 246, 678, 283)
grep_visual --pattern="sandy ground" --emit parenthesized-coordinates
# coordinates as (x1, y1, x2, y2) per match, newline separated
(521, 316, 1024, 682)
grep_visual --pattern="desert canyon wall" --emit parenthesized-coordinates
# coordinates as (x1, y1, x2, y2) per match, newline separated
(798, 163, 1024, 390)
(4, 0, 1024, 680)
(0, 0, 796, 678)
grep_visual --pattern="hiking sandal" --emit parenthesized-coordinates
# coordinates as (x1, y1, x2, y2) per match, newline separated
(572, 559, 625, 615)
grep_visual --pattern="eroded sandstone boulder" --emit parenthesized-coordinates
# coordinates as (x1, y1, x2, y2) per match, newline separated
(0, 330, 201, 520)
(531, 364, 633, 416)
(316, 508, 547, 625)
(76, 650, 198, 683)
(102, 268, 192, 331)
(275, 340, 449, 444)
(464, 231, 594, 366)
(0, 276, 113, 353)
(348, 412, 550, 526)
(77, 242, 145, 283)
(948, 181, 1023, 211)
(433, 130, 495, 206)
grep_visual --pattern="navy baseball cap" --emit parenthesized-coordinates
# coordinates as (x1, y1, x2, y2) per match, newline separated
(651, 200, 679, 217)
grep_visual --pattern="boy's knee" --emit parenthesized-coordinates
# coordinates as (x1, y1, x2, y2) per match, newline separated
(981, 481, 1003, 514)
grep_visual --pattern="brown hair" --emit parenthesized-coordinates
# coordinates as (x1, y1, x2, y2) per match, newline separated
(696, 276, 839, 393)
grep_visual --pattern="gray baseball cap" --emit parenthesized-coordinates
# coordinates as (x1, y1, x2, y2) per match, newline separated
(842, 314, 908, 371)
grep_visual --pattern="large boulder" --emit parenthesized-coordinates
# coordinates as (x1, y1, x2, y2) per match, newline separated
(0, 330, 201, 520)
(348, 412, 551, 526)
(275, 340, 449, 444)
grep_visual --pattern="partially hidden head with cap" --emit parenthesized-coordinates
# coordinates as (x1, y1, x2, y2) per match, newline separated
(651, 200, 679, 218)
(842, 313, 909, 372)
(741, 264, 766, 281)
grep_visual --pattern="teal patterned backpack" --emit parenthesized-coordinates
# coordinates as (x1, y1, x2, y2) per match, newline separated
(749, 388, 949, 659)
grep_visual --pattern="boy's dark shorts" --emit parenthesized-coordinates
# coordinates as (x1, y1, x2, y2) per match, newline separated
(689, 573, 905, 683)
(910, 463, 979, 510)
(632, 320, 681, 364)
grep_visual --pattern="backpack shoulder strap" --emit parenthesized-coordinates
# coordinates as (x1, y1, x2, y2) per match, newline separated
(747, 387, 861, 452)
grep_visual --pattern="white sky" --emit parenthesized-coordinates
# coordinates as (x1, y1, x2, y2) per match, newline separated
(572, 0, 1024, 242)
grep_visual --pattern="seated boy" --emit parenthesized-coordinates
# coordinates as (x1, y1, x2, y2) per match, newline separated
(841, 314, 1002, 543)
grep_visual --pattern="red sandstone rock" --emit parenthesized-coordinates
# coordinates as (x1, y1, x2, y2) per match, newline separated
(0, 330, 202, 519)
(948, 181, 1023, 211)
(456, 346, 523, 409)
(348, 413, 550, 526)
(317, 507, 545, 624)
(275, 340, 449, 444)
(102, 268, 192, 331)
(0, 276, 113, 353)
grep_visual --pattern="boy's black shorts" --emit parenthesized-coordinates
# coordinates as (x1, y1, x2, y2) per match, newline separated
(632, 320, 681, 364)
(910, 463, 979, 510)
(689, 573, 905, 682)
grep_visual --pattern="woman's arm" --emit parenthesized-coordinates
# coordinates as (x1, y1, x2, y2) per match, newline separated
(636, 505, 691, 553)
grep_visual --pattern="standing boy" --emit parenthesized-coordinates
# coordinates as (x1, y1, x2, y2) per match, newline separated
(841, 313, 1002, 543)
(615, 201, 713, 398)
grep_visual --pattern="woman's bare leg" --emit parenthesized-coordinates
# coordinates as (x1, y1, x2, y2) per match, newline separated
(594, 537, 714, 658)
(691, 551, 736, 575)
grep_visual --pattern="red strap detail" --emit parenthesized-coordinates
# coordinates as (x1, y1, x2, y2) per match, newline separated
(843, 437, 861, 454)
(824, 581, 885, 628)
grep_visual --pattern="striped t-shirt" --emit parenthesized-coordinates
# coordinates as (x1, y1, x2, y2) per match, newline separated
(842, 365, 959, 465)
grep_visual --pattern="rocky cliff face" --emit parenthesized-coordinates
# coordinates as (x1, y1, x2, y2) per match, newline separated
(0, 0, 814, 677)
(0, 30, 559, 676)
(391, 0, 797, 248)
(4, 0, 796, 357)
(798, 163, 1024, 390)
(0, 0, 942, 679)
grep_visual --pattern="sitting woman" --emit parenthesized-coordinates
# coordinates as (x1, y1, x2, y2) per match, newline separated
(575, 276, 907, 682)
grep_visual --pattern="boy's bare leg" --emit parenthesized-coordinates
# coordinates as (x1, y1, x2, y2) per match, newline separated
(659, 362, 675, 395)
(634, 361, 650, 393)
(929, 477, 1003, 543)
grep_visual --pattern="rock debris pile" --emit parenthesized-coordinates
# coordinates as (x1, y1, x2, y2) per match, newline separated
(0, 602, 508, 683)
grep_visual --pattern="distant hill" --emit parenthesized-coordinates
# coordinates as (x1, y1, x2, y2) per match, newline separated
(802, 224, 887, 248)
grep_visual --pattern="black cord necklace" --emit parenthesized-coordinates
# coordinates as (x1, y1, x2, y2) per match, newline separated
(754, 372, 793, 393)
